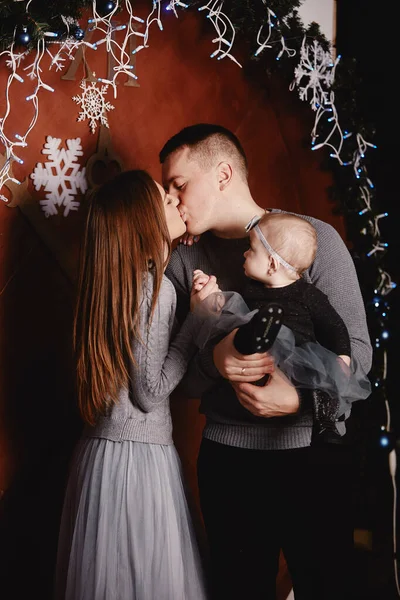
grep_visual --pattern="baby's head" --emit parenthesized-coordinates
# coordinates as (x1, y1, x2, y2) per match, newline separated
(244, 212, 317, 285)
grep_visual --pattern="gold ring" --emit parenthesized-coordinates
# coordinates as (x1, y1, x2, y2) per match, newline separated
(241, 367, 246, 375)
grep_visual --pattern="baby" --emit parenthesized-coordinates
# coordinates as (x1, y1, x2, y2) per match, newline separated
(192, 212, 371, 444)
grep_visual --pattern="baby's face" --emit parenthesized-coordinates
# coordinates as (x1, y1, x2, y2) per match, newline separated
(243, 229, 272, 283)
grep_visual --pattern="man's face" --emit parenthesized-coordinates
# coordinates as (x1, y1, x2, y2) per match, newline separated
(162, 147, 219, 236)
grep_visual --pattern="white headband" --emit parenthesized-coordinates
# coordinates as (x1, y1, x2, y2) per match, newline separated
(245, 215, 298, 273)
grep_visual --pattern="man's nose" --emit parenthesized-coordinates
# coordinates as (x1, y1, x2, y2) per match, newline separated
(168, 187, 179, 199)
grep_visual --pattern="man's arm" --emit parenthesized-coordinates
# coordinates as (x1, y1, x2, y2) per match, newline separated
(308, 219, 372, 374)
(213, 217, 372, 419)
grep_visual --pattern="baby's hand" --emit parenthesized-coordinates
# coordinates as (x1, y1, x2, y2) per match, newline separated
(338, 355, 351, 367)
(192, 269, 212, 293)
(191, 270, 226, 313)
(190, 270, 222, 312)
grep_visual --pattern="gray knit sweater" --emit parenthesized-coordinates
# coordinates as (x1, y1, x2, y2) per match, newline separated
(85, 273, 199, 445)
(166, 210, 373, 450)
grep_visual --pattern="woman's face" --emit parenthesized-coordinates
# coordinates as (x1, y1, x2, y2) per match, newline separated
(155, 182, 186, 241)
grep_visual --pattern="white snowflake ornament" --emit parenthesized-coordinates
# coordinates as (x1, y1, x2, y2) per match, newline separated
(30, 136, 88, 217)
(72, 74, 115, 134)
(291, 39, 338, 111)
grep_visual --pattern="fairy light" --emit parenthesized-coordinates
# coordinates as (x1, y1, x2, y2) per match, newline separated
(198, 0, 241, 67)
(255, 6, 296, 60)
(166, 1, 189, 17)
(1, 1, 141, 198)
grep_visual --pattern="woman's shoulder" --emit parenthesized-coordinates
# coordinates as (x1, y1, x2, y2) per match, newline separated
(161, 273, 177, 298)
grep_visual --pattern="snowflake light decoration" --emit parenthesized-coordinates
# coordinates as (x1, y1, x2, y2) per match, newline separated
(291, 39, 338, 111)
(72, 74, 115, 133)
(30, 136, 88, 217)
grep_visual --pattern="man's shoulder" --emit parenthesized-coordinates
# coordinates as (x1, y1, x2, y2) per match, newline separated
(166, 235, 211, 287)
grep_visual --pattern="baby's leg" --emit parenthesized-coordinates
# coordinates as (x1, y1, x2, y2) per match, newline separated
(311, 389, 343, 445)
(233, 303, 284, 386)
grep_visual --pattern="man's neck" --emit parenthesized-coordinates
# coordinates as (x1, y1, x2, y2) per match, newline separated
(210, 203, 268, 239)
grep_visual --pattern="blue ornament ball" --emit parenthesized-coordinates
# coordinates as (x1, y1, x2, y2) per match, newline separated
(15, 26, 31, 47)
(72, 26, 85, 40)
(100, 1, 116, 15)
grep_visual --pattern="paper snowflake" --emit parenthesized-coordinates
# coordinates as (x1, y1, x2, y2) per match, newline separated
(72, 75, 115, 133)
(292, 40, 337, 111)
(30, 136, 88, 217)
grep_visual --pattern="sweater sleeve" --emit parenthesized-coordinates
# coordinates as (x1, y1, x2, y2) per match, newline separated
(305, 284, 351, 356)
(308, 219, 372, 375)
(165, 248, 191, 325)
(130, 276, 199, 412)
(166, 247, 223, 396)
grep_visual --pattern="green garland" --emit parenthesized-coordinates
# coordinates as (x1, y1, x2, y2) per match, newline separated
(0, 1, 92, 48)
(0, 0, 394, 438)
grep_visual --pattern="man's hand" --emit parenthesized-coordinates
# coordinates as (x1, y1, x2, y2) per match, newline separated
(232, 367, 300, 417)
(213, 329, 274, 383)
(179, 233, 201, 246)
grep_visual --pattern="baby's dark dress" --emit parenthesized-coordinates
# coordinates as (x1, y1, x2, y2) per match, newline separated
(243, 277, 352, 441)
(244, 277, 350, 353)
(195, 277, 371, 443)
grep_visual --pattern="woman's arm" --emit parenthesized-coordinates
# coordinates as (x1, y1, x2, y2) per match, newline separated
(130, 277, 199, 411)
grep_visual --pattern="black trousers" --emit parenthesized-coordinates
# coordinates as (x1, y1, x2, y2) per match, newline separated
(197, 438, 355, 600)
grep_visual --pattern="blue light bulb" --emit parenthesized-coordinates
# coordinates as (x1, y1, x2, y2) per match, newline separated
(380, 435, 389, 447)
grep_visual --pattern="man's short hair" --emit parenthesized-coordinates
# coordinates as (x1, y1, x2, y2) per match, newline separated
(159, 123, 248, 179)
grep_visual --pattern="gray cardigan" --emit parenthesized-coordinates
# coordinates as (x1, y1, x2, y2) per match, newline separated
(166, 210, 373, 450)
(85, 273, 199, 445)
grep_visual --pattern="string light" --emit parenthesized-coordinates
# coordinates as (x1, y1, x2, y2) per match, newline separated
(198, 1, 242, 67)
(0, 0, 163, 198)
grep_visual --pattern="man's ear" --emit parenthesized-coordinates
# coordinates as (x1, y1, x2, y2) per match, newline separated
(217, 161, 232, 190)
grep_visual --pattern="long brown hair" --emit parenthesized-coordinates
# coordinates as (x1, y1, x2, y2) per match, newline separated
(74, 170, 171, 426)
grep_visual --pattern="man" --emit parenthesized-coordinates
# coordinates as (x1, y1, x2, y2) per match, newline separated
(161, 124, 372, 600)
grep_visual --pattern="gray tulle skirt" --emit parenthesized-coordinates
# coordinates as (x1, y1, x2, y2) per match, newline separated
(55, 438, 208, 600)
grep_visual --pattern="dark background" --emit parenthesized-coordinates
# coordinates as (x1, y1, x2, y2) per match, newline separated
(337, 1, 399, 598)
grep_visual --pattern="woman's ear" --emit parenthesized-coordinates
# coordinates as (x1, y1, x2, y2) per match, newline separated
(217, 162, 232, 190)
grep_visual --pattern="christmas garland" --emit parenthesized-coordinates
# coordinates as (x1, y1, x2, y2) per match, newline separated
(0, 1, 395, 444)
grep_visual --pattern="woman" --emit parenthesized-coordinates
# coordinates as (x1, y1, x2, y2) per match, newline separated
(55, 170, 215, 600)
